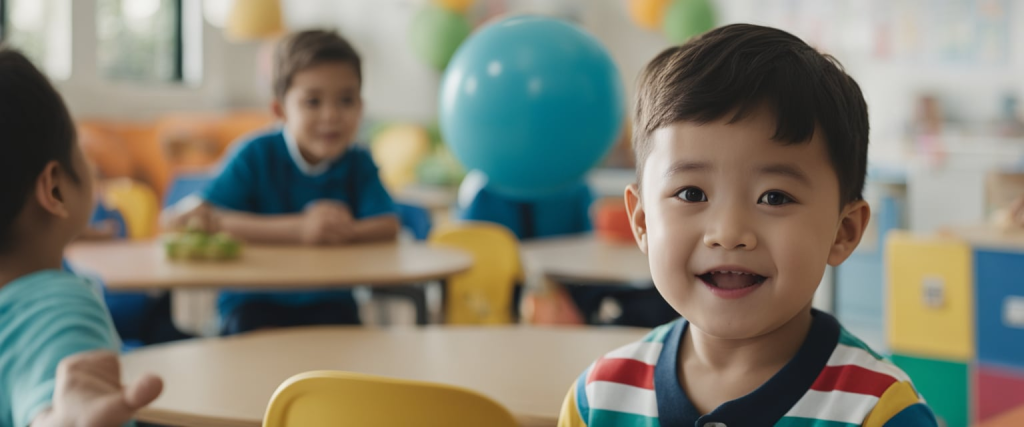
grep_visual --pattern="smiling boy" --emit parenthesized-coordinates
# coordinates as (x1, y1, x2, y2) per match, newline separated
(558, 24, 938, 427)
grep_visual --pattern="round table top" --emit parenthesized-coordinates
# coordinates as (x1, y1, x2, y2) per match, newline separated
(121, 325, 649, 427)
(520, 234, 652, 285)
(65, 240, 473, 291)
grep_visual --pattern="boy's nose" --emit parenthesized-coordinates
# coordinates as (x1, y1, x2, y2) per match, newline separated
(702, 208, 757, 250)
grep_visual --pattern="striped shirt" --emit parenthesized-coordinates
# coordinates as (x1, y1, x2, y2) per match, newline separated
(558, 310, 938, 427)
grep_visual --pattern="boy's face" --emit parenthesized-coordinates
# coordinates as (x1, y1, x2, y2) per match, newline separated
(626, 106, 868, 340)
(274, 62, 363, 164)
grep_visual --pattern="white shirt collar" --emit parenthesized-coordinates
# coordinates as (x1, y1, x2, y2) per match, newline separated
(283, 129, 333, 176)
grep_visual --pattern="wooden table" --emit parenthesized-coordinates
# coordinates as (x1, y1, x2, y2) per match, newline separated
(66, 240, 473, 291)
(520, 234, 652, 285)
(121, 325, 648, 427)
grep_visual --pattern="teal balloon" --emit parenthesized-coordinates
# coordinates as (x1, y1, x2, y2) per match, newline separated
(409, 6, 471, 71)
(663, 0, 716, 44)
(439, 16, 625, 200)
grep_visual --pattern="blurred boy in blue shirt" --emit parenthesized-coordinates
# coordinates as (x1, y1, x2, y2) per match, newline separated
(163, 30, 399, 335)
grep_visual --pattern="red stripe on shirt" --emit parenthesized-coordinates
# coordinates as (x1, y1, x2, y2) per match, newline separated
(811, 365, 897, 397)
(586, 357, 655, 390)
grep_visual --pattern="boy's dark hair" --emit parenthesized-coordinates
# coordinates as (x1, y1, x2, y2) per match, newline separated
(0, 46, 80, 253)
(634, 24, 869, 205)
(273, 29, 362, 100)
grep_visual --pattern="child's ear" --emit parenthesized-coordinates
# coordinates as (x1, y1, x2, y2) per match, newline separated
(34, 160, 71, 219)
(625, 184, 648, 254)
(827, 199, 871, 266)
(271, 99, 285, 120)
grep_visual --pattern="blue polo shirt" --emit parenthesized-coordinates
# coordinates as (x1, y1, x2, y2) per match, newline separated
(201, 129, 396, 316)
(560, 310, 939, 426)
(0, 271, 124, 427)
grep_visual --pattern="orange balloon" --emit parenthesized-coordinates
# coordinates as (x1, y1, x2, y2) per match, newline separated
(629, 0, 672, 30)
(433, 0, 474, 13)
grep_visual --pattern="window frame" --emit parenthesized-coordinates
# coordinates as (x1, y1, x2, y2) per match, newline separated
(0, 0, 187, 83)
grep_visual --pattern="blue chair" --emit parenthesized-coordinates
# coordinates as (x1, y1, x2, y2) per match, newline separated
(395, 203, 432, 240)
(77, 204, 192, 348)
(86, 205, 146, 339)
(164, 172, 213, 207)
(89, 203, 128, 239)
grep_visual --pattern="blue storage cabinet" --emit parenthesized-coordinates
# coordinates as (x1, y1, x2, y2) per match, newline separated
(974, 248, 1024, 370)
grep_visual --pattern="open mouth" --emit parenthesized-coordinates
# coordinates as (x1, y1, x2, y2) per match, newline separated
(697, 270, 768, 290)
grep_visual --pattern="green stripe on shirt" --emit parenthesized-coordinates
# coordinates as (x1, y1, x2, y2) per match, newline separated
(775, 416, 860, 427)
(588, 409, 661, 427)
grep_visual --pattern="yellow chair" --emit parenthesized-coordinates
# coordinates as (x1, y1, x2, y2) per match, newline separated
(263, 371, 518, 427)
(429, 222, 520, 324)
(103, 179, 160, 240)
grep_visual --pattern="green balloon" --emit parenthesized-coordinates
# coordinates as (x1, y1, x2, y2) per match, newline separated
(426, 122, 443, 150)
(409, 6, 471, 71)
(663, 0, 716, 44)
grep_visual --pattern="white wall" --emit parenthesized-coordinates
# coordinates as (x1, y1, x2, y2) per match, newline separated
(276, 0, 1024, 149)
(59, 0, 1023, 145)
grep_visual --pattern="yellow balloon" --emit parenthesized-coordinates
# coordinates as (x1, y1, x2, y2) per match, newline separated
(371, 125, 432, 191)
(629, 0, 672, 30)
(433, 0, 474, 13)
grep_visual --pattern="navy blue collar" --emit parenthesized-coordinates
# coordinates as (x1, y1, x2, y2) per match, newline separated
(654, 309, 840, 427)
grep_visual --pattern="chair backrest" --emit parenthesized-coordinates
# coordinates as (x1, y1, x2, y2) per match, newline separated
(429, 222, 520, 324)
(103, 179, 161, 240)
(395, 202, 432, 241)
(164, 172, 214, 208)
(263, 371, 518, 427)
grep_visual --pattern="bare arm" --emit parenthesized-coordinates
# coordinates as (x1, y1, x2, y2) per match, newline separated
(161, 197, 304, 245)
(162, 197, 396, 245)
(216, 211, 304, 245)
(349, 214, 400, 243)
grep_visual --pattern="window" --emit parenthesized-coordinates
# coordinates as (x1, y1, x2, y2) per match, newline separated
(96, 0, 183, 83)
(2, 0, 198, 84)
(0, 0, 73, 80)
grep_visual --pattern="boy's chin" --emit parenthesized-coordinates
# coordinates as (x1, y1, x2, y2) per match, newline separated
(686, 310, 780, 340)
(308, 143, 349, 162)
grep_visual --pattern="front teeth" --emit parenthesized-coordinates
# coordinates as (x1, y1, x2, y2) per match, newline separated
(711, 270, 758, 276)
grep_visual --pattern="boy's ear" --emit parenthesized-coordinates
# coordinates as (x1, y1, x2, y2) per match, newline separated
(827, 199, 871, 266)
(271, 99, 285, 120)
(625, 184, 648, 254)
(34, 160, 71, 219)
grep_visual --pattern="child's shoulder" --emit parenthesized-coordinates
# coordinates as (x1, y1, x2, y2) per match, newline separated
(579, 318, 680, 380)
(831, 326, 912, 381)
(224, 128, 287, 160)
(0, 270, 99, 304)
(785, 325, 934, 425)
(0, 269, 115, 344)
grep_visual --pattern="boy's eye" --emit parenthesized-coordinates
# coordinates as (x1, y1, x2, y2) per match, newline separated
(758, 191, 794, 206)
(304, 98, 320, 107)
(676, 187, 708, 203)
(342, 97, 355, 106)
